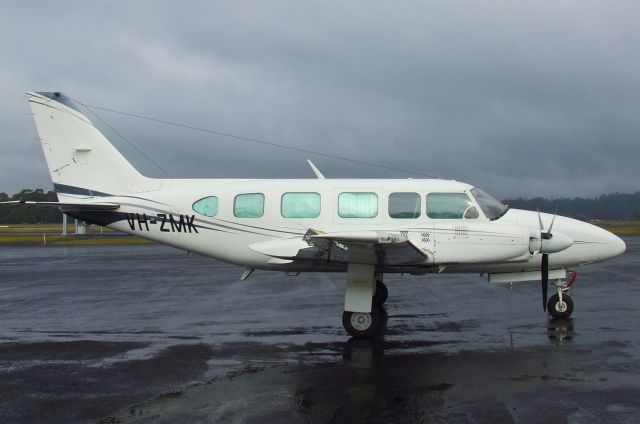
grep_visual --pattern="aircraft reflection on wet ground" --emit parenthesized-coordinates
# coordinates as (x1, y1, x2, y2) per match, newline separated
(0, 238, 638, 423)
(118, 318, 639, 424)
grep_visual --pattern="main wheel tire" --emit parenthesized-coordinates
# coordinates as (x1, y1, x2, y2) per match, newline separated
(372, 280, 388, 306)
(547, 293, 574, 319)
(342, 307, 382, 338)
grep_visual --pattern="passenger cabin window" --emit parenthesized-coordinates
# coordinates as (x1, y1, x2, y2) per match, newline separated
(281, 192, 321, 218)
(426, 193, 479, 219)
(388, 192, 421, 219)
(192, 196, 219, 217)
(338, 192, 378, 218)
(234, 193, 264, 218)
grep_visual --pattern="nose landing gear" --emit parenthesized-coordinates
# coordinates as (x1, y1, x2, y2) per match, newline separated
(547, 272, 577, 319)
(547, 292, 574, 319)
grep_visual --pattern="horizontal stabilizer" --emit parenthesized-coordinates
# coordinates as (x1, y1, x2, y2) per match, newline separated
(1, 200, 120, 211)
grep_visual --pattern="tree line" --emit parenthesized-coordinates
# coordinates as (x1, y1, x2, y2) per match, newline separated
(0, 189, 62, 224)
(504, 192, 640, 221)
(1, 188, 640, 224)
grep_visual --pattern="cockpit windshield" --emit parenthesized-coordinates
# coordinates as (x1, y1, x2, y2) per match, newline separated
(470, 187, 508, 220)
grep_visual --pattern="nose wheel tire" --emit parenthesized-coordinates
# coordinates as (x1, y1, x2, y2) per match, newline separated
(342, 307, 383, 338)
(547, 293, 574, 319)
(372, 280, 388, 306)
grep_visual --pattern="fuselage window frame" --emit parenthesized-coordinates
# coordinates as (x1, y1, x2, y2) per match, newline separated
(388, 192, 421, 219)
(192, 196, 219, 218)
(281, 192, 321, 218)
(338, 192, 379, 218)
(234, 193, 265, 218)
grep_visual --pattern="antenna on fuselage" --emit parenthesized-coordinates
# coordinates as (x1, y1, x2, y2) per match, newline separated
(307, 159, 326, 179)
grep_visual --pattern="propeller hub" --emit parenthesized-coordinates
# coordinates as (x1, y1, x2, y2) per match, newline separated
(540, 231, 573, 254)
(529, 231, 573, 255)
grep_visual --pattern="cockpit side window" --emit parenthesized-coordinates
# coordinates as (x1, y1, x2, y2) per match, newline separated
(192, 196, 218, 217)
(470, 188, 508, 220)
(426, 193, 478, 219)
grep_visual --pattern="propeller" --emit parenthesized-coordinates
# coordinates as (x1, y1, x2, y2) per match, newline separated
(541, 251, 549, 311)
(538, 208, 557, 311)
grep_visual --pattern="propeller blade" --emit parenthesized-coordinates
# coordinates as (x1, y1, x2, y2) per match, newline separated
(537, 209, 544, 232)
(546, 206, 559, 237)
(541, 253, 549, 311)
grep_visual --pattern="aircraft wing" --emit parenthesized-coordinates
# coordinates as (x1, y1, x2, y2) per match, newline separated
(1, 200, 120, 211)
(308, 230, 432, 266)
(249, 229, 432, 267)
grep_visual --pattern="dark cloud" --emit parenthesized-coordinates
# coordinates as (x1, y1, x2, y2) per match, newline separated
(1, 1, 639, 198)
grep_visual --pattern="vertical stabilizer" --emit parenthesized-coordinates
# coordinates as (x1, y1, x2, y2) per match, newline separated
(27, 91, 148, 197)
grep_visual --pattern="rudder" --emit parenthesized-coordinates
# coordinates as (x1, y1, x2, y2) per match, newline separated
(27, 91, 148, 197)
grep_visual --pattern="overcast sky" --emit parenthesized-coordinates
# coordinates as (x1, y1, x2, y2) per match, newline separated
(1, 1, 639, 199)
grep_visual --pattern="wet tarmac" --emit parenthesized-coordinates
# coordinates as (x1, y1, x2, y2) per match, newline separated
(0, 238, 638, 423)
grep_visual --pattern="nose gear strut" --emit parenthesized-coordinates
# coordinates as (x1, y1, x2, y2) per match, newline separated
(547, 271, 577, 319)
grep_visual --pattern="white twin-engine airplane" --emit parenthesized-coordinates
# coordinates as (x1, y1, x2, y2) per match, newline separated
(6, 92, 627, 337)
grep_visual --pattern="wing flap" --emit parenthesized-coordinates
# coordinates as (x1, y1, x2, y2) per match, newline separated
(308, 230, 405, 244)
(249, 229, 432, 267)
(309, 230, 432, 266)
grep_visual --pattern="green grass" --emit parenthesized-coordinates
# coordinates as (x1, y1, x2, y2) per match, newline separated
(593, 220, 640, 235)
(597, 226, 640, 235)
(0, 224, 154, 246)
(0, 223, 117, 233)
(0, 234, 154, 246)
(47, 237, 154, 246)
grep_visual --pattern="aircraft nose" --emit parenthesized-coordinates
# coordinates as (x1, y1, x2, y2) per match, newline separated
(603, 231, 626, 259)
(588, 224, 627, 262)
(563, 218, 626, 264)
(522, 211, 626, 265)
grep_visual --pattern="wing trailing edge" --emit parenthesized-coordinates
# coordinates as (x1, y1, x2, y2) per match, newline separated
(249, 229, 433, 267)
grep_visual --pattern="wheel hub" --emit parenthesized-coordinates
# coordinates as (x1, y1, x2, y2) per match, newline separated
(350, 313, 372, 331)
(555, 301, 568, 313)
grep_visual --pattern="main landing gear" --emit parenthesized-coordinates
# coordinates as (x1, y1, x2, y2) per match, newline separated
(547, 272, 577, 319)
(372, 280, 388, 306)
(342, 305, 383, 338)
(342, 269, 388, 338)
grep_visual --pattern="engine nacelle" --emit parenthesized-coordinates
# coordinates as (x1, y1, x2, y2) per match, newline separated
(529, 231, 573, 254)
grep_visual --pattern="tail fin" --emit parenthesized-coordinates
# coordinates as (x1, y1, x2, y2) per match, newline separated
(27, 91, 148, 197)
